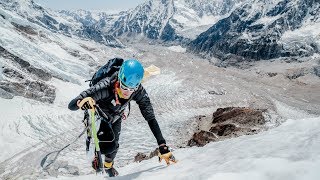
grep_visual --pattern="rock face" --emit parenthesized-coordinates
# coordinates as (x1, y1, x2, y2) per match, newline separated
(1, 47, 52, 81)
(0, 46, 55, 103)
(314, 66, 320, 77)
(134, 153, 148, 163)
(134, 148, 159, 163)
(188, 130, 218, 147)
(0, 80, 55, 103)
(188, 107, 266, 147)
(188, 0, 320, 64)
(211, 107, 266, 126)
(0, 88, 14, 99)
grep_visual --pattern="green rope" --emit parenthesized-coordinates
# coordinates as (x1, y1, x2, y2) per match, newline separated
(91, 109, 100, 151)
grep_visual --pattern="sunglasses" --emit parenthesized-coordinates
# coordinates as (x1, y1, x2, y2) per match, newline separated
(119, 80, 138, 92)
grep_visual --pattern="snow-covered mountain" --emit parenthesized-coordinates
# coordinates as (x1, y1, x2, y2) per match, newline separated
(0, 0, 124, 47)
(108, 0, 245, 41)
(50, 8, 124, 37)
(57, 9, 125, 33)
(15, 0, 318, 61)
(0, 0, 143, 108)
(188, 0, 320, 64)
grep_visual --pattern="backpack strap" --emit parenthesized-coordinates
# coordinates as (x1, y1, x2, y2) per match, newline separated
(110, 72, 118, 84)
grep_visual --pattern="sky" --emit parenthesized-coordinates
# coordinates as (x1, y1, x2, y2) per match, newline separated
(33, 0, 147, 11)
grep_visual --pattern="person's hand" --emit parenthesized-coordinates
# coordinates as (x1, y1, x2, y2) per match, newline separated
(77, 97, 95, 110)
(158, 144, 177, 165)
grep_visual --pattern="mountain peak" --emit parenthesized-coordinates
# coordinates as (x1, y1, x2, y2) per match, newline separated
(188, 0, 320, 64)
(108, 0, 245, 41)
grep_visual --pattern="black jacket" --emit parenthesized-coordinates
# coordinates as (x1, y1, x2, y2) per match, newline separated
(68, 77, 166, 145)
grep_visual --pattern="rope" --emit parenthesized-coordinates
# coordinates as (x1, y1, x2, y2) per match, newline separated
(40, 125, 89, 169)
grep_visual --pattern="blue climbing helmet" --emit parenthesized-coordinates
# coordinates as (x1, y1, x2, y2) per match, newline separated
(118, 59, 144, 88)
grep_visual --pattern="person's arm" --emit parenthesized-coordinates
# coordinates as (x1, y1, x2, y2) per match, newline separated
(133, 86, 166, 145)
(68, 79, 111, 111)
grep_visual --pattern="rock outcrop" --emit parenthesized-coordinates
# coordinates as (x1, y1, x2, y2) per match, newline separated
(188, 107, 266, 147)
(134, 148, 159, 163)
(0, 46, 55, 103)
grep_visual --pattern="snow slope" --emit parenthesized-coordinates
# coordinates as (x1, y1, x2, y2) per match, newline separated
(53, 110, 320, 180)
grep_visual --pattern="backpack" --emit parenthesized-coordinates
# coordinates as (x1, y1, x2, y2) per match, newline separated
(87, 57, 131, 121)
(88, 57, 124, 87)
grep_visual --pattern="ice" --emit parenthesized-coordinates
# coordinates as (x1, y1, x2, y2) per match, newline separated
(280, 22, 320, 52)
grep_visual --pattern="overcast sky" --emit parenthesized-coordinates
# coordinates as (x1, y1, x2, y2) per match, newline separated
(34, 0, 146, 11)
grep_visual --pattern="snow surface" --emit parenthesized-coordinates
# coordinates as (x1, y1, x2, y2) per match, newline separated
(280, 22, 320, 52)
(51, 114, 320, 180)
(167, 45, 186, 53)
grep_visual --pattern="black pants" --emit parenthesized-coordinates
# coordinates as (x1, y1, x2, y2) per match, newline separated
(97, 117, 122, 162)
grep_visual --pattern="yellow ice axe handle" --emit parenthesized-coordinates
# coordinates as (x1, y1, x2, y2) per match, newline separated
(78, 97, 95, 110)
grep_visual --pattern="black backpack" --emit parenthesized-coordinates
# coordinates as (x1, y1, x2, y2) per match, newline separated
(88, 57, 124, 87)
(87, 57, 132, 121)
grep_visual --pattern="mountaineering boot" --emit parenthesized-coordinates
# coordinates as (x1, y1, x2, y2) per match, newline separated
(104, 161, 119, 177)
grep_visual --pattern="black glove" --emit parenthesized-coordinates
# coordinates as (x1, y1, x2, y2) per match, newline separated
(159, 144, 170, 155)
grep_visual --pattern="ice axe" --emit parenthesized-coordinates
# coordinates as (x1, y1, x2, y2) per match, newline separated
(80, 97, 104, 173)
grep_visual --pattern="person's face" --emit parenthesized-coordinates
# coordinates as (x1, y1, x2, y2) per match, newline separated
(119, 81, 137, 98)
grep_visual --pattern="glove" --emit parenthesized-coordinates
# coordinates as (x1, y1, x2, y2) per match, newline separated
(77, 97, 95, 110)
(158, 144, 177, 165)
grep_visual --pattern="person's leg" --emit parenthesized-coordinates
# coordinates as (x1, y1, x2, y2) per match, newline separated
(104, 118, 122, 163)
(97, 118, 122, 160)
(99, 118, 121, 177)
(92, 117, 121, 173)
